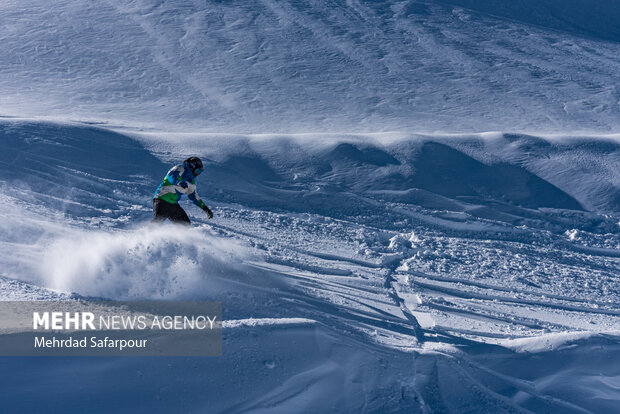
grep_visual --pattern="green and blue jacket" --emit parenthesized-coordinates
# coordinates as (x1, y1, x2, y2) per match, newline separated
(153, 163, 207, 209)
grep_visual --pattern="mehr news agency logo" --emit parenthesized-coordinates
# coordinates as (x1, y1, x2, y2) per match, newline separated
(0, 301, 222, 356)
(32, 310, 218, 351)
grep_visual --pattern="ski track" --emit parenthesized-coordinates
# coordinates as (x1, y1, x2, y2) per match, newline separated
(193, 204, 620, 412)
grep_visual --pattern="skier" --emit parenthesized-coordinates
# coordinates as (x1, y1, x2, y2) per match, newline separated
(152, 156, 213, 225)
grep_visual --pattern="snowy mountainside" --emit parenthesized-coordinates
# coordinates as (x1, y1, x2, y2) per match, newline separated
(1, 0, 620, 132)
(2, 0, 620, 411)
(1, 120, 619, 412)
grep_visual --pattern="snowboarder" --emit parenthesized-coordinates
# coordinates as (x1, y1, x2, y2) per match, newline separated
(152, 156, 213, 225)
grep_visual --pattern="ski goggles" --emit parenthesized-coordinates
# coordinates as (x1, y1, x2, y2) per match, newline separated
(194, 167, 203, 175)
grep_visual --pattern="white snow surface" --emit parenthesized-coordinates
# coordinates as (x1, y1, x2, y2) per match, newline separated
(0, 120, 619, 412)
(1, 0, 620, 133)
(1, 0, 620, 412)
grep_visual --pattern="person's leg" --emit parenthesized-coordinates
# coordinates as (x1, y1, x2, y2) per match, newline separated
(168, 203, 191, 226)
(152, 199, 167, 223)
(152, 199, 191, 225)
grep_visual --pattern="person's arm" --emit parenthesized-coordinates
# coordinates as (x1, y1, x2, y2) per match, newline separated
(186, 181, 213, 219)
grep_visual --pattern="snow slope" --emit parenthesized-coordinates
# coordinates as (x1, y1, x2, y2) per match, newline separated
(1, 120, 619, 412)
(1, 0, 620, 412)
(1, 0, 620, 132)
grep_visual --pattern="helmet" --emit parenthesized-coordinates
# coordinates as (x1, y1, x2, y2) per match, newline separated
(184, 156, 203, 176)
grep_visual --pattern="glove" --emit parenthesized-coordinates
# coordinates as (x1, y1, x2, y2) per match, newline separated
(179, 181, 188, 189)
(203, 206, 214, 219)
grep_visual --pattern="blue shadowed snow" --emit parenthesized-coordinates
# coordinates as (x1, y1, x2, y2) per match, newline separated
(0, 121, 166, 219)
(436, 0, 620, 42)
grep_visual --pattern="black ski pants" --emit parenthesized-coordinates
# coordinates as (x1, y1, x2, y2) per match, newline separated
(152, 199, 191, 225)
